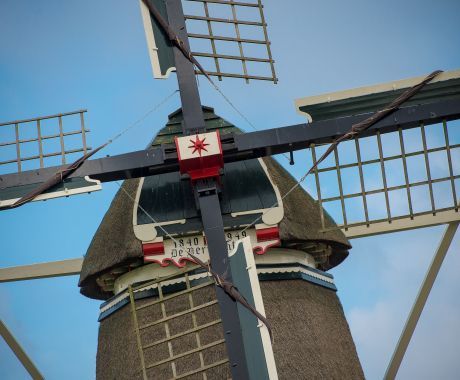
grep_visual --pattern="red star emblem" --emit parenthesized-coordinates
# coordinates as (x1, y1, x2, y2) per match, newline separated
(188, 135, 209, 156)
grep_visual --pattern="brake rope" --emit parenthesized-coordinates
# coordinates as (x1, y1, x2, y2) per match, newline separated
(116, 180, 273, 340)
(188, 252, 274, 342)
(240, 69, 444, 234)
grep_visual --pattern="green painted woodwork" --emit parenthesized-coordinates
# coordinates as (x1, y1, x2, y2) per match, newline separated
(148, 0, 175, 77)
(137, 107, 278, 235)
(0, 177, 99, 204)
(229, 241, 271, 380)
(299, 76, 460, 121)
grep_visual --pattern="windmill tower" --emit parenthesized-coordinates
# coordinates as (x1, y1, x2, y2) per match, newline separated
(79, 106, 363, 378)
(0, 1, 459, 379)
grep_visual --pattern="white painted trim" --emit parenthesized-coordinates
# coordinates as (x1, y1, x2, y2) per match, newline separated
(102, 269, 210, 314)
(233, 238, 278, 379)
(255, 247, 317, 267)
(114, 261, 180, 294)
(132, 176, 144, 234)
(0, 176, 101, 207)
(132, 176, 187, 242)
(295, 69, 460, 121)
(143, 227, 280, 267)
(343, 209, 460, 239)
(101, 258, 334, 317)
(256, 265, 334, 285)
(175, 131, 221, 159)
(119, 247, 318, 294)
(230, 158, 284, 225)
(0, 258, 83, 282)
(139, 0, 176, 79)
(133, 157, 283, 242)
(112, 247, 322, 299)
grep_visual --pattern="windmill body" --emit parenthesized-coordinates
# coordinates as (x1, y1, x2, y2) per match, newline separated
(0, 1, 459, 379)
(80, 107, 363, 379)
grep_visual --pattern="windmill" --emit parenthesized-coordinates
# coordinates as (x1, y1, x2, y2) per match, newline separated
(0, 0, 460, 380)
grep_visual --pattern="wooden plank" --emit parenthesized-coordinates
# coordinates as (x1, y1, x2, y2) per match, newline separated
(0, 319, 44, 380)
(0, 258, 83, 283)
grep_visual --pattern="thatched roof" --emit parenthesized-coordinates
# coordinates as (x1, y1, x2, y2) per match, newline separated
(96, 280, 363, 379)
(79, 107, 351, 300)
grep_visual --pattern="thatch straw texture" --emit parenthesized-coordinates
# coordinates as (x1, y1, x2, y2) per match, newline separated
(96, 280, 363, 379)
(79, 107, 351, 300)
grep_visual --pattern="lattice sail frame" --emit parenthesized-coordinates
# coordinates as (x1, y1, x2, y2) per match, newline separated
(128, 266, 230, 379)
(184, 0, 277, 83)
(0, 110, 91, 174)
(308, 120, 459, 238)
(140, 0, 277, 83)
(0, 110, 101, 206)
(296, 70, 460, 238)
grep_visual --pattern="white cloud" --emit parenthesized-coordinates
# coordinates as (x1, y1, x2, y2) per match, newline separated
(343, 227, 460, 380)
(349, 302, 399, 379)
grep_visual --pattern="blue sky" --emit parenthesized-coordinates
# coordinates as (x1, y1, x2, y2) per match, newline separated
(0, 0, 459, 378)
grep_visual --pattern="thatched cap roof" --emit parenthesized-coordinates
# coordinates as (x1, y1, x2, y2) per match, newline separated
(79, 107, 351, 300)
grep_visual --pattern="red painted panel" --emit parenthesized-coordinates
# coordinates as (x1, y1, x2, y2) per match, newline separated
(256, 227, 280, 242)
(142, 242, 165, 256)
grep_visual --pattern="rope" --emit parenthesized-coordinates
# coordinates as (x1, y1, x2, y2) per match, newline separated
(119, 0, 276, 331)
(240, 70, 444, 234)
(116, 180, 273, 338)
(3, 90, 179, 210)
(188, 252, 274, 342)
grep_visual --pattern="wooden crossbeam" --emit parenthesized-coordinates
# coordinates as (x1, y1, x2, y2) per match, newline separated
(1, 98, 459, 191)
(0, 258, 83, 283)
(0, 319, 44, 380)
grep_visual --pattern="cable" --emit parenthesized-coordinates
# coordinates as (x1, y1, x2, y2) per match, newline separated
(207, 79, 259, 132)
(115, 180, 180, 246)
(105, 89, 179, 145)
(201, 69, 293, 163)
(115, 181, 273, 337)
(7, 90, 179, 210)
